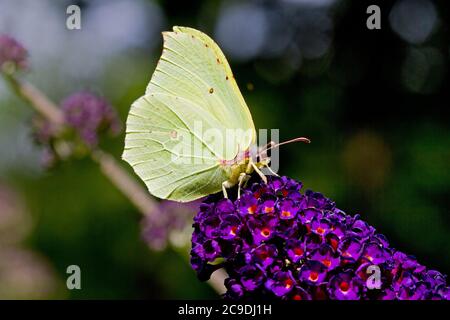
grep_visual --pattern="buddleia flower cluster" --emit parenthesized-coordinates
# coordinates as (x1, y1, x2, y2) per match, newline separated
(61, 92, 121, 146)
(0, 34, 28, 74)
(190, 176, 450, 300)
(33, 91, 121, 166)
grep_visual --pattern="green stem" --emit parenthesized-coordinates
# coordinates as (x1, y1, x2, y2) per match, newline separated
(90, 149, 158, 215)
(3, 75, 64, 125)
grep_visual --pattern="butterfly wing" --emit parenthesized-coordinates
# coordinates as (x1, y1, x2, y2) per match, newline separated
(123, 93, 228, 202)
(123, 26, 256, 202)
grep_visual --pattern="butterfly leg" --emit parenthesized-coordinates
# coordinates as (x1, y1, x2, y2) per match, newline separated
(237, 172, 249, 199)
(222, 180, 233, 198)
(265, 164, 279, 177)
(258, 157, 279, 177)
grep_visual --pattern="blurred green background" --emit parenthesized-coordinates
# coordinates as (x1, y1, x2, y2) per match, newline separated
(0, 0, 449, 299)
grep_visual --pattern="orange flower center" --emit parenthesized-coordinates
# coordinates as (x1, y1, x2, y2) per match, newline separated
(322, 259, 331, 267)
(339, 281, 350, 292)
(309, 272, 319, 282)
(264, 206, 274, 213)
(316, 227, 325, 234)
(285, 279, 293, 289)
(247, 205, 257, 214)
(261, 228, 271, 238)
(281, 210, 291, 217)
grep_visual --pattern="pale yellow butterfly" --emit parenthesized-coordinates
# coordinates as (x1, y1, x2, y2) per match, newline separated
(122, 26, 309, 202)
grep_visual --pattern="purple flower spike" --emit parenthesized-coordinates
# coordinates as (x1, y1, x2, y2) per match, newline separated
(62, 91, 121, 147)
(0, 35, 28, 73)
(33, 91, 122, 165)
(190, 176, 450, 300)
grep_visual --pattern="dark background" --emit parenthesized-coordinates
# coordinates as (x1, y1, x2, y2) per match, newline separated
(0, 0, 449, 298)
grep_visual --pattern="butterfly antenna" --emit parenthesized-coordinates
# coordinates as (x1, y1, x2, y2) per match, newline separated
(259, 137, 311, 154)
